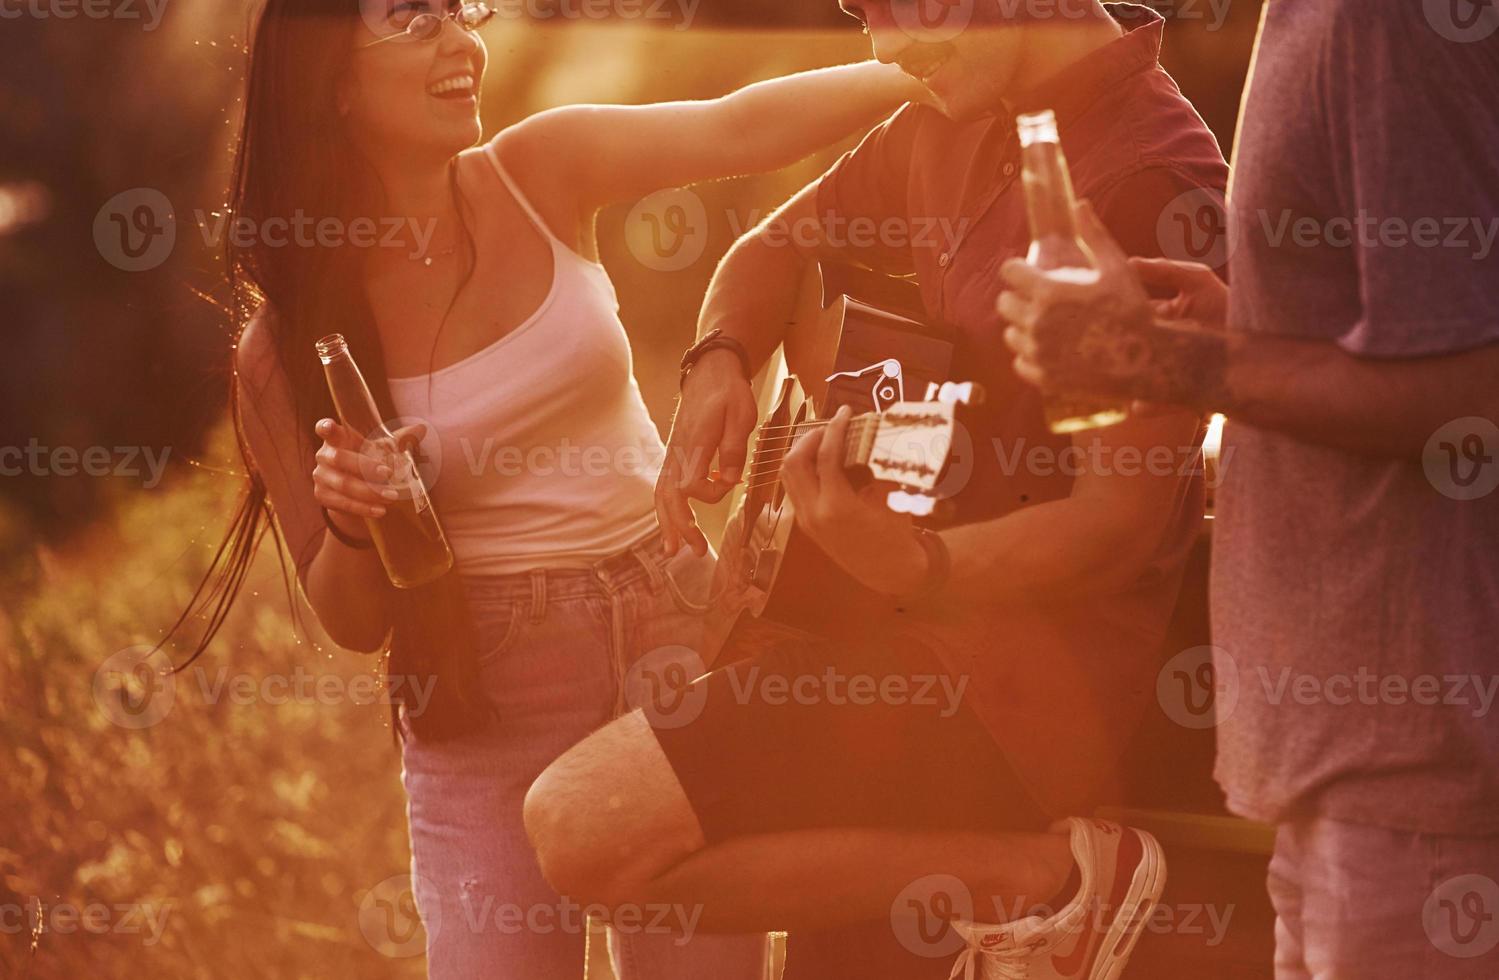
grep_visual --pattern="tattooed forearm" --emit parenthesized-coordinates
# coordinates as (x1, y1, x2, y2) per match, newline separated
(1128, 321, 1231, 411)
(1043, 307, 1232, 413)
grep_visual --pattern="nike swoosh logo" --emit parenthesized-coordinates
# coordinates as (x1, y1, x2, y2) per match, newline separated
(1050, 828, 1144, 976)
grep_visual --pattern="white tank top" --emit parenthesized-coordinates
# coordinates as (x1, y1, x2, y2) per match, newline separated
(387, 145, 662, 575)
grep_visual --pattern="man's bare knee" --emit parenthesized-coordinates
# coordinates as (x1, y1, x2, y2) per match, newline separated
(523, 711, 704, 904)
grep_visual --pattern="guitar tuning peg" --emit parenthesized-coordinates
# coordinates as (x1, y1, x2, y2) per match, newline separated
(886, 489, 936, 516)
(937, 381, 977, 405)
(924, 381, 980, 405)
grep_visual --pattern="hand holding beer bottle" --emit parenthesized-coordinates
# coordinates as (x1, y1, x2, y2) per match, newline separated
(314, 334, 453, 589)
(1016, 109, 1129, 434)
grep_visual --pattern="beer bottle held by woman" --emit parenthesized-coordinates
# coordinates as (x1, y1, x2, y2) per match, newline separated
(1017, 109, 1129, 434)
(316, 334, 453, 588)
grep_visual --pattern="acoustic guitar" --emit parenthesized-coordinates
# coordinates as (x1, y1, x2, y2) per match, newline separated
(704, 263, 980, 664)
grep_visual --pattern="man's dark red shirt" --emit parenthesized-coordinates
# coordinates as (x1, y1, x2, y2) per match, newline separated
(813, 3, 1229, 814)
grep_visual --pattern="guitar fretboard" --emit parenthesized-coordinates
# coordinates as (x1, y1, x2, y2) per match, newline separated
(742, 415, 881, 493)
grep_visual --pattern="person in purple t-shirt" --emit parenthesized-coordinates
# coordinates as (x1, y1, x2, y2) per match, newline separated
(1002, 1, 1499, 975)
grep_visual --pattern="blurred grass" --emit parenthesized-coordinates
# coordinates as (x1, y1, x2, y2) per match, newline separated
(1, 424, 426, 978)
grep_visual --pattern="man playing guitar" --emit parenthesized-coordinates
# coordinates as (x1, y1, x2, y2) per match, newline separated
(525, 4, 1228, 977)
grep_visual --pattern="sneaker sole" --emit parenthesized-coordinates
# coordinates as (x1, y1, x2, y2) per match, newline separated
(1088, 828, 1167, 980)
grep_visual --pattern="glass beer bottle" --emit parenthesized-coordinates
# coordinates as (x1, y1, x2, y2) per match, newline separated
(316, 334, 453, 588)
(1017, 109, 1129, 434)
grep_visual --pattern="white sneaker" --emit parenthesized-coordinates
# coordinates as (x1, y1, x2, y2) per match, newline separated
(950, 817, 1166, 980)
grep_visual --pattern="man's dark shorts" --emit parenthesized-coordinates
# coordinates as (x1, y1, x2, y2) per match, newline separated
(651, 626, 1050, 842)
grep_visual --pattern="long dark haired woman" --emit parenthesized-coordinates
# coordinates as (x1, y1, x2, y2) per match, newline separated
(176, 0, 920, 976)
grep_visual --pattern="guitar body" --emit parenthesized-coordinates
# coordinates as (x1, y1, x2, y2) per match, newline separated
(704, 264, 966, 665)
(704, 375, 814, 661)
(705, 377, 900, 662)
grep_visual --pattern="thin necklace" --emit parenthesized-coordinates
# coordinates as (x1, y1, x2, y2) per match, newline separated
(400, 160, 464, 268)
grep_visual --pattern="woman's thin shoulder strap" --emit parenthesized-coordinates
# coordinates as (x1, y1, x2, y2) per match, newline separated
(482, 140, 563, 247)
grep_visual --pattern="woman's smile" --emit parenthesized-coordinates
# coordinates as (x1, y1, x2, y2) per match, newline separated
(427, 71, 478, 104)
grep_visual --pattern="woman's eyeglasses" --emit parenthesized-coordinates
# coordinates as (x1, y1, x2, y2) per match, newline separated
(362, 2, 496, 48)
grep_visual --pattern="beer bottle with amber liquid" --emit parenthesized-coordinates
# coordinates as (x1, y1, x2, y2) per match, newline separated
(316, 334, 453, 588)
(1017, 109, 1129, 434)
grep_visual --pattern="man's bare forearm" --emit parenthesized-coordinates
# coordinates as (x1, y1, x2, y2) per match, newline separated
(1117, 322, 1499, 458)
(1221, 333, 1499, 457)
(934, 409, 1201, 607)
(695, 210, 818, 375)
(937, 495, 1167, 608)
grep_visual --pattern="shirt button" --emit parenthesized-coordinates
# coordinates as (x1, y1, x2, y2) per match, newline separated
(938, 252, 950, 268)
(1003, 163, 1017, 177)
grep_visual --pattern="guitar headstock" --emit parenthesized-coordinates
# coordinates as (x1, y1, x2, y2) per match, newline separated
(852, 381, 979, 517)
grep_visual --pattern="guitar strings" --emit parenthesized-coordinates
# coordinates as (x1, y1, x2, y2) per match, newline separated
(741, 427, 876, 480)
(750, 412, 891, 433)
(740, 466, 859, 494)
(740, 443, 871, 486)
(749, 418, 880, 442)
(743, 419, 881, 467)
(753, 406, 936, 437)
(712, 414, 888, 489)
(741, 433, 886, 490)
(751, 420, 836, 437)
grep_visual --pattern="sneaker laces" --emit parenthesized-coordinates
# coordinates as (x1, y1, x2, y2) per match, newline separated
(949, 941, 1030, 980)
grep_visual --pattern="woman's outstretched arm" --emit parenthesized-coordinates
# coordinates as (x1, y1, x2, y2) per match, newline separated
(499, 60, 924, 213)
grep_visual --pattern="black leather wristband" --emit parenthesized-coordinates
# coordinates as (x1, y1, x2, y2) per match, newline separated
(680, 328, 752, 387)
(322, 507, 374, 550)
